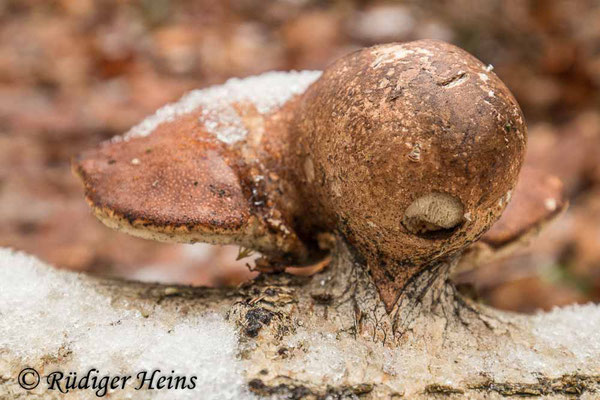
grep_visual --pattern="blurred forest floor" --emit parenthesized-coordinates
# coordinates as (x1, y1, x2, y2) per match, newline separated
(1, 0, 600, 312)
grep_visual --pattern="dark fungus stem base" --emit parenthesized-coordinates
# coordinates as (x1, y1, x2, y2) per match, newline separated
(233, 239, 498, 346)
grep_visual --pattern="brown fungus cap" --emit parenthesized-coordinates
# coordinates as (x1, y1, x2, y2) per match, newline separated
(74, 113, 252, 241)
(73, 86, 320, 265)
(456, 166, 567, 273)
(291, 40, 527, 309)
(482, 167, 565, 248)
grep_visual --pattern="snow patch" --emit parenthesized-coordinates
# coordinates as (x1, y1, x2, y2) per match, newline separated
(531, 303, 600, 365)
(277, 306, 600, 392)
(279, 302, 600, 393)
(0, 248, 253, 400)
(121, 70, 321, 144)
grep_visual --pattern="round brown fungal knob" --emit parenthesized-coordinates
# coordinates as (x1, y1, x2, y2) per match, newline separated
(291, 40, 526, 308)
(74, 40, 527, 312)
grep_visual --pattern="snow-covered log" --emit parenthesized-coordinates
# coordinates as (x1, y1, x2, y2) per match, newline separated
(1, 247, 599, 399)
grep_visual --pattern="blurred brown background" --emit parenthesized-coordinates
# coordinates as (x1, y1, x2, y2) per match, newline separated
(1, 0, 599, 312)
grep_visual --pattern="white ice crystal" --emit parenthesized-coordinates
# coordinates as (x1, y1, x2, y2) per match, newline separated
(122, 70, 321, 144)
(0, 248, 254, 400)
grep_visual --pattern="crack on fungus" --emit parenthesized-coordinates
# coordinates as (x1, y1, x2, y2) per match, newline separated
(437, 71, 468, 88)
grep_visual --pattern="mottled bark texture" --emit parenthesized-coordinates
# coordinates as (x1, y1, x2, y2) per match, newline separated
(231, 240, 599, 398)
(2, 242, 598, 399)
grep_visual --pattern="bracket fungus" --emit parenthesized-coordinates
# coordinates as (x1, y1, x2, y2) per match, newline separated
(67, 40, 598, 398)
(74, 40, 528, 310)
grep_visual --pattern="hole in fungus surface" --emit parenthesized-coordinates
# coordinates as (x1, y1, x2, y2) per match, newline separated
(402, 192, 465, 239)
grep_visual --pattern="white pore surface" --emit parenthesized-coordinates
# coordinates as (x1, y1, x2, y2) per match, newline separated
(0, 248, 254, 400)
(122, 70, 321, 144)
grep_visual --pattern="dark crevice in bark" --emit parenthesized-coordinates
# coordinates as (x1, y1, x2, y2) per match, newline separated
(247, 374, 600, 399)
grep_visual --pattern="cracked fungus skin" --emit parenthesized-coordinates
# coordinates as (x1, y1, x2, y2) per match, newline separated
(291, 40, 526, 309)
